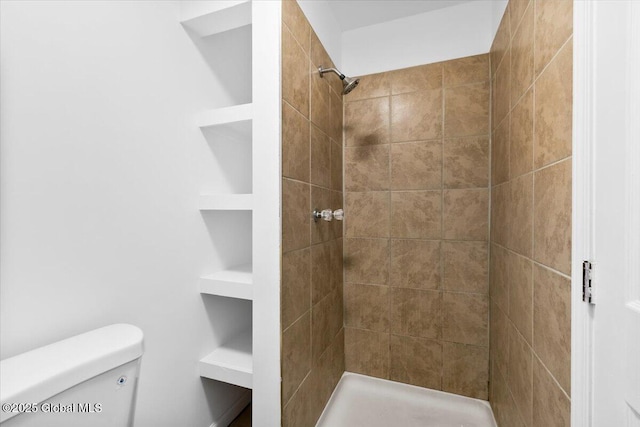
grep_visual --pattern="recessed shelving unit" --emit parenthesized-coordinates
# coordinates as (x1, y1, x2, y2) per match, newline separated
(183, 0, 281, 422)
(199, 328, 252, 389)
(200, 263, 253, 300)
(183, 0, 256, 401)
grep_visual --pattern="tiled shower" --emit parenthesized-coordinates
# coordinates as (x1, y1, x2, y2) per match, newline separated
(280, 0, 573, 425)
(342, 56, 491, 398)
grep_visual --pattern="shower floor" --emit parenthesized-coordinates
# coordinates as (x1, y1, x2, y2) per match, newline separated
(316, 373, 497, 427)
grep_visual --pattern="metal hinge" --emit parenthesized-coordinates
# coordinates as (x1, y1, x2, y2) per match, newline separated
(583, 261, 594, 304)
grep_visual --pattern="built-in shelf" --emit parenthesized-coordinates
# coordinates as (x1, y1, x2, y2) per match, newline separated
(197, 103, 252, 128)
(181, 0, 252, 38)
(199, 194, 252, 211)
(200, 263, 253, 300)
(198, 104, 253, 145)
(199, 329, 252, 389)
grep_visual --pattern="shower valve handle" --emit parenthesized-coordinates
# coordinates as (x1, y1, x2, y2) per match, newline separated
(313, 208, 344, 222)
(313, 209, 333, 222)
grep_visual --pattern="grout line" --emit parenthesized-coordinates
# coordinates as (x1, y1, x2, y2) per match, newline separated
(511, 82, 533, 117)
(344, 93, 391, 103)
(345, 132, 490, 147)
(346, 189, 444, 194)
(492, 106, 510, 134)
(386, 138, 443, 145)
(491, 6, 511, 77)
(439, 64, 446, 387)
(493, 48, 507, 83)
(283, 366, 313, 410)
(487, 50, 494, 376)
(343, 235, 491, 243)
(532, 350, 571, 401)
(533, 154, 573, 173)
(503, 324, 532, 426)
(489, 153, 573, 190)
(387, 91, 392, 379)
(282, 308, 310, 336)
(341, 85, 347, 334)
(507, 35, 513, 171)
(346, 237, 488, 243)
(534, 34, 574, 82)
(344, 326, 489, 349)
(281, 176, 327, 190)
(491, 240, 571, 281)
(345, 280, 489, 297)
(530, 0, 538, 384)
(307, 38, 313, 267)
(532, 0, 538, 181)
(282, 98, 307, 122)
(510, 0, 533, 44)
(315, 325, 345, 366)
(507, 34, 574, 122)
(283, 22, 307, 58)
(346, 188, 440, 194)
(493, 50, 511, 133)
(440, 81, 446, 246)
(530, 258, 572, 281)
(507, 101, 512, 183)
(344, 80, 488, 105)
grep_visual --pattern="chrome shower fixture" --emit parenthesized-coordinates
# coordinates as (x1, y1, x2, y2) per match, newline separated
(318, 66, 360, 95)
(313, 208, 344, 222)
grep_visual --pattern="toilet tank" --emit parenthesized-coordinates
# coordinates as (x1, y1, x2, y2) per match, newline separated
(0, 324, 144, 427)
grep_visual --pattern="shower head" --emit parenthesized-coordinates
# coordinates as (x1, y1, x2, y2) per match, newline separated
(318, 66, 360, 95)
(342, 75, 360, 95)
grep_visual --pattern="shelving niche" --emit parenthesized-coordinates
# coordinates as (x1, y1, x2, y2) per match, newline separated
(198, 104, 253, 205)
(199, 329, 252, 389)
(181, 0, 255, 393)
(200, 263, 252, 300)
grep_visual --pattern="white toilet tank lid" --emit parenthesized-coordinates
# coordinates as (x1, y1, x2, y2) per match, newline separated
(0, 324, 143, 410)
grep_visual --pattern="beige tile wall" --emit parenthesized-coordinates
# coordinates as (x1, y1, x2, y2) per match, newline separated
(281, 1, 344, 426)
(489, 0, 572, 426)
(343, 54, 492, 399)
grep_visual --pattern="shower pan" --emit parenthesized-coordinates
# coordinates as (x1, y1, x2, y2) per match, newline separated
(317, 373, 496, 427)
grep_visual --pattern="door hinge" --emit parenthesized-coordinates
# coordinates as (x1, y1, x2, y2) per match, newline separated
(582, 261, 594, 304)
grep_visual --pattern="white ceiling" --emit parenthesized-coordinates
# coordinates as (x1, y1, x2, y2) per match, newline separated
(324, 0, 477, 32)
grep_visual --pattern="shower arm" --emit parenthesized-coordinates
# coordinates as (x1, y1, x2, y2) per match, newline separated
(318, 67, 346, 80)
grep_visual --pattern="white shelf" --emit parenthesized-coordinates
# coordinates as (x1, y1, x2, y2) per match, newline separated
(197, 103, 253, 128)
(199, 329, 252, 389)
(198, 104, 253, 144)
(199, 194, 252, 211)
(181, 1, 252, 38)
(200, 263, 253, 300)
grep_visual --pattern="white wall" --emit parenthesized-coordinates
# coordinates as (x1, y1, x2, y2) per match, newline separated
(0, 1, 251, 426)
(297, 0, 343, 69)
(297, 0, 508, 75)
(340, 1, 496, 76)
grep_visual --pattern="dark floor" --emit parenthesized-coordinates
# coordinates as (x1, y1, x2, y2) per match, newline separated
(229, 403, 251, 427)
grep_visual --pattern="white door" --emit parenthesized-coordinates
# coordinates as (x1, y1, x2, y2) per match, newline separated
(575, 1, 640, 426)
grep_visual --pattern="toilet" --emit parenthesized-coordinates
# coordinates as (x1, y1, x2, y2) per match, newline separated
(0, 324, 144, 427)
